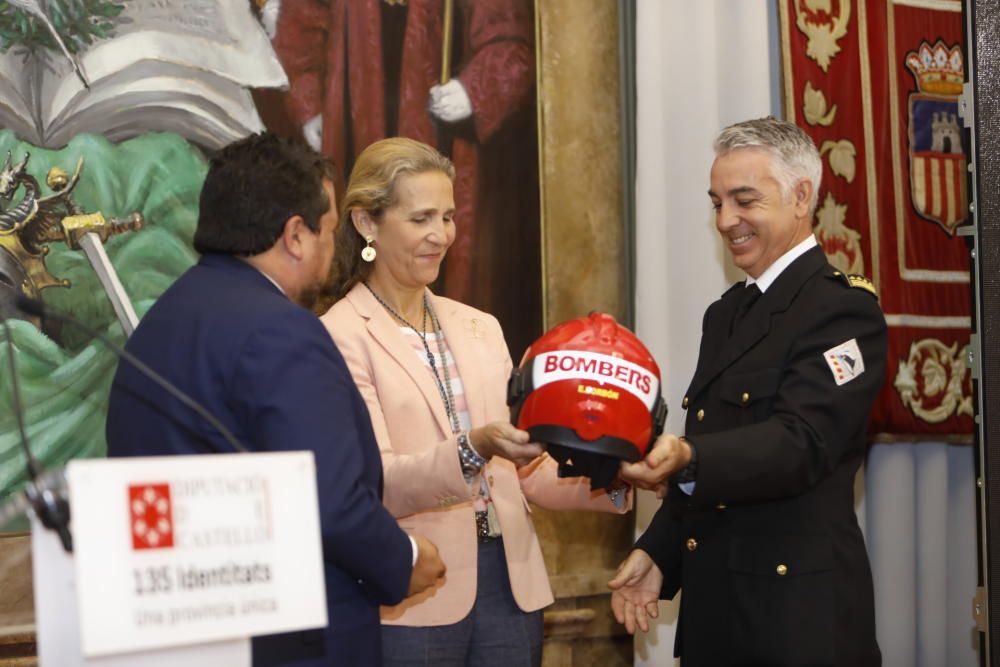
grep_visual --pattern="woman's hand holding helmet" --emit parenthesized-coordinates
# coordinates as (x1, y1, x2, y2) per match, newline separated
(468, 422, 545, 467)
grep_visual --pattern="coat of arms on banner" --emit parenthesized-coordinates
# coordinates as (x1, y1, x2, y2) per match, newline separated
(905, 41, 967, 235)
(781, 0, 973, 437)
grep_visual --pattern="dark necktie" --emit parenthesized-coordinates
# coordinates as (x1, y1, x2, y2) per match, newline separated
(730, 283, 762, 335)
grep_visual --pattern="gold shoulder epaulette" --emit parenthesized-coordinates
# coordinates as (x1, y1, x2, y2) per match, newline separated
(828, 271, 878, 299)
(847, 274, 876, 296)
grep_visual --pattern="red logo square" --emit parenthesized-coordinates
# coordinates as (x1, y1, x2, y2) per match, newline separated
(128, 484, 174, 550)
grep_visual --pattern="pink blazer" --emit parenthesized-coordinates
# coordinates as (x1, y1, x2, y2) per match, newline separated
(321, 284, 630, 626)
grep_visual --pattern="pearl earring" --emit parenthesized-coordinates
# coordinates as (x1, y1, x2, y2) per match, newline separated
(361, 236, 376, 262)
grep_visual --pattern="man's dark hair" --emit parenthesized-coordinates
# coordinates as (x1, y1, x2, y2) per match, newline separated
(194, 132, 335, 256)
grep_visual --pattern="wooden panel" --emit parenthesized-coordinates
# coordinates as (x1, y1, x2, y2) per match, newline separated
(536, 1, 633, 664)
(0, 533, 35, 667)
(537, 0, 628, 327)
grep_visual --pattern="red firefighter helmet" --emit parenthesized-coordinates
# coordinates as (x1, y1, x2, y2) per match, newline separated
(507, 312, 668, 489)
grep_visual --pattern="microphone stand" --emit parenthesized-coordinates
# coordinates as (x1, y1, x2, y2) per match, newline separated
(2, 317, 73, 551)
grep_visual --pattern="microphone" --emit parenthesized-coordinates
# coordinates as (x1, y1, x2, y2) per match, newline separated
(15, 294, 248, 455)
(0, 466, 71, 546)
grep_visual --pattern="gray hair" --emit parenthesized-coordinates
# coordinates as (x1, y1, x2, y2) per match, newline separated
(713, 117, 823, 215)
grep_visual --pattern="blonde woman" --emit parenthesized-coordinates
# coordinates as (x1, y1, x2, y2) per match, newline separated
(321, 138, 629, 666)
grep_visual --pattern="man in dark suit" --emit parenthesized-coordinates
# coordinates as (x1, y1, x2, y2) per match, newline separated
(106, 133, 445, 666)
(610, 118, 886, 666)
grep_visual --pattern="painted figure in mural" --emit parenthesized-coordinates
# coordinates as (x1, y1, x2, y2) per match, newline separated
(0, 0, 289, 503)
(0, 1, 323, 511)
(105, 133, 446, 667)
(321, 137, 628, 666)
(271, 0, 539, 343)
(0, 151, 143, 326)
(610, 118, 887, 666)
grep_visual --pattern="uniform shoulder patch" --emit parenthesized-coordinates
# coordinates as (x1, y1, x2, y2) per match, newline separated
(847, 274, 877, 299)
(824, 338, 866, 385)
(826, 270, 877, 299)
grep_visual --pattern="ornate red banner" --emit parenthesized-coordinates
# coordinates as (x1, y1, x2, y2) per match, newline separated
(780, 0, 972, 438)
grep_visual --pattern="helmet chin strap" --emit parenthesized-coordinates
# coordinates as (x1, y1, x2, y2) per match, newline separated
(547, 445, 621, 491)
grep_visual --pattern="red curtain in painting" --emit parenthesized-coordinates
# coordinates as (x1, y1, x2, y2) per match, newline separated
(779, 0, 973, 438)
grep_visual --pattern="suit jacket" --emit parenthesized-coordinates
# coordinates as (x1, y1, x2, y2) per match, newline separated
(106, 254, 412, 667)
(636, 246, 886, 667)
(322, 283, 628, 626)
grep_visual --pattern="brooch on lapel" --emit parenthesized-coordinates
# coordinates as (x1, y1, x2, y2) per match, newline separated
(464, 318, 485, 339)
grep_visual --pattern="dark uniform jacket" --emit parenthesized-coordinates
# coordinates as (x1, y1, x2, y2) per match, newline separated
(636, 245, 886, 667)
(106, 254, 413, 667)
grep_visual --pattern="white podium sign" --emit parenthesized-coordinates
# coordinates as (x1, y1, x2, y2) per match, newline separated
(66, 452, 327, 658)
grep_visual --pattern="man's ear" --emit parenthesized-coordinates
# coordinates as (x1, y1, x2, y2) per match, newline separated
(794, 178, 814, 218)
(351, 208, 375, 240)
(280, 215, 309, 261)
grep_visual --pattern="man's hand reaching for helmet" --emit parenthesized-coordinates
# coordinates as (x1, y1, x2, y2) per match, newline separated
(619, 434, 691, 497)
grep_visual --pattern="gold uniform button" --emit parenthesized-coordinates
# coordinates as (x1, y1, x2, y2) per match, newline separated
(776, 564, 788, 576)
(741, 392, 750, 404)
(716, 503, 727, 510)
(686, 538, 698, 552)
(682, 396, 689, 409)
(696, 409, 705, 422)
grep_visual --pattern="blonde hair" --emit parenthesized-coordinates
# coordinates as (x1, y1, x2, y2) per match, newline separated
(331, 137, 455, 300)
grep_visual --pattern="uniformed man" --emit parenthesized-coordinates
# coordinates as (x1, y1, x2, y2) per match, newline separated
(610, 117, 886, 666)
